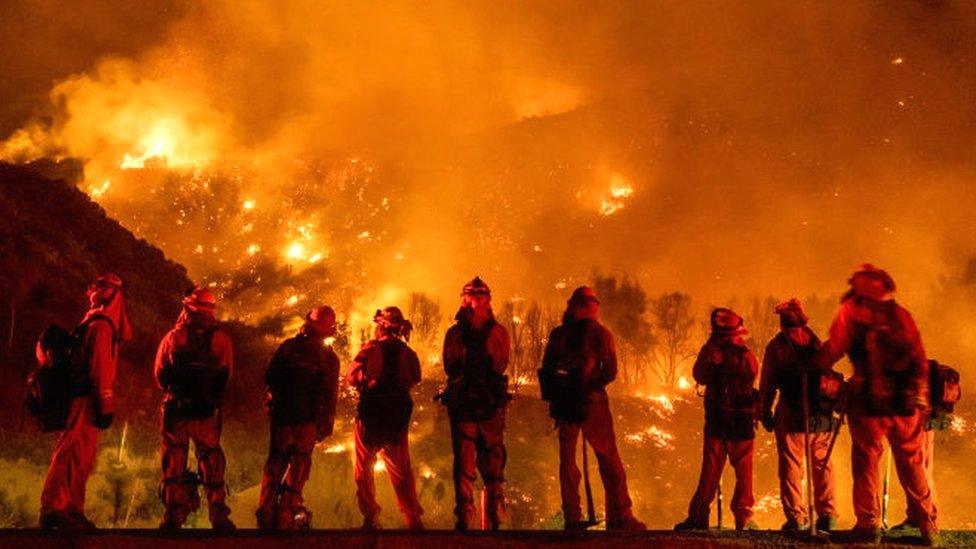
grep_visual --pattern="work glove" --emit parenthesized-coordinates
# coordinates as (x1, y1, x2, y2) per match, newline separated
(760, 411, 775, 432)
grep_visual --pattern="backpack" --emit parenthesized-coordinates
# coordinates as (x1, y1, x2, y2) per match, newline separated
(26, 315, 115, 432)
(443, 320, 509, 422)
(859, 300, 922, 415)
(268, 337, 329, 425)
(703, 340, 759, 440)
(162, 326, 229, 420)
(356, 341, 414, 447)
(929, 359, 961, 414)
(538, 323, 589, 423)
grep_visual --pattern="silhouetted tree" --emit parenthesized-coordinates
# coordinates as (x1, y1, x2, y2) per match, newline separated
(592, 274, 655, 384)
(649, 292, 696, 387)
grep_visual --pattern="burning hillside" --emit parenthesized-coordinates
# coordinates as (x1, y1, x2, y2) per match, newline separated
(2, 0, 976, 534)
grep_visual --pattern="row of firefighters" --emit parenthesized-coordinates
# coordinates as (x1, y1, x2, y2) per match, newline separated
(35, 265, 955, 544)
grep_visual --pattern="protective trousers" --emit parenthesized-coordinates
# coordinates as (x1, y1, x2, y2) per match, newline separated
(557, 398, 636, 526)
(257, 423, 318, 529)
(687, 435, 754, 528)
(40, 397, 100, 521)
(353, 419, 424, 525)
(450, 410, 506, 529)
(905, 429, 937, 525)
(160, 412, 231, 527)
(850, 411, 936, 533)
(774, 418, 837, 523)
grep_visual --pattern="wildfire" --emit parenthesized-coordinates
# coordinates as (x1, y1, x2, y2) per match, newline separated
(89, 180, 112, 199)
(119, 119, 205, 170)
(753, 493, 782, 514)
(321, 442, 349, 454)
(599, 172, 635, 216)
(625, 425, 675, 449)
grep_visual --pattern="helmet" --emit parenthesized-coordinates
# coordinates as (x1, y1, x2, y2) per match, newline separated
(374, 306, 412, 340)
(774, 298, 808, 328)
(305, 305, 336, 335)
(461, 277, 491, 297)
(182, 287, 217, 313)
(710, 307, 747, 336)
(568, 285, 600, 306)
(849, 263, 896, 292)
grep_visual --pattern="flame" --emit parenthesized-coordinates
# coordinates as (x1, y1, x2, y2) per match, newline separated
(598, 172, 635, 216)
(89, 180, 112, 199)
(677, 376, 692, 391)
(951, 415, 967, 435)
(373, 460, 387, 472)
(322, 442, 349, 454)
(625, 424, 675, 449)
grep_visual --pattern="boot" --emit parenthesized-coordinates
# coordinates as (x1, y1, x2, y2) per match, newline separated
(890, 518, 919, 532)
(674, 517, 708, 531)
(815, 515, 837, 533)
(607, 515, 647, 531)
(850, 525, 882, 543)
(362, 515, 382, 530)
(736, 519, 759, 531)
(66, 511, 96, 529)
(209, 502, 235, 532)
(293, 506, 312, 530)
(41, 511, 89, 531)
(781, 518, 805, 531)
(405, 515, 425, 531)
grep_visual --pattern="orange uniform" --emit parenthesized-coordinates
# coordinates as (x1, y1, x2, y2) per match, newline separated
(819, 292, 936, 536)
(39, 316, 118, 527)
(542, 317, 641, 529)
(348, 336, 424, 528)
(442, 314, 510, 530)
(154, 313, 235, 530)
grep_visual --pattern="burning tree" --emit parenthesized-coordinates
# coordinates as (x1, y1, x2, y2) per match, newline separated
(648, 292, 696, 387)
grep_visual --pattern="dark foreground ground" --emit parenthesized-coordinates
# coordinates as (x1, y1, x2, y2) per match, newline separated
(0, 529, 973, 548)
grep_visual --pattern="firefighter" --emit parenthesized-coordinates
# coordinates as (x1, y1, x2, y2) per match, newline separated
(348, 307, 425, 530)
(759, 299, 838, 532)
(256, 306, 341, 530)
(539, 286, 646, 531)
(154, 287, 235, 531)
(818, 264, 938, 545)
(439, 277, 511, 530)
(675, 308, 759, 531)
(40, 273, 131, 530)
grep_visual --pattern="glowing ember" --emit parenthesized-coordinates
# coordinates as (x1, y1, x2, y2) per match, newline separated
(246, 244, 260, 255)
(373, 460, 387, 473)
(420, 465, 435, 479)
(892, 57, 904, 65)
(625, 425, 675, 449)
(950, 415, 967, 434)
(286, 242, 306, 260)
(321, 442, 348, 454)
(677, 376, 693, 391)
(242, 199, 256, 211)
(753, 493, 782, 514)
(89, 180, 112, 198)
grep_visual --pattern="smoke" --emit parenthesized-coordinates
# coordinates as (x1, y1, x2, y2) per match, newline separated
(3, 0, 976, 330)
(5, 0, 976, 529)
